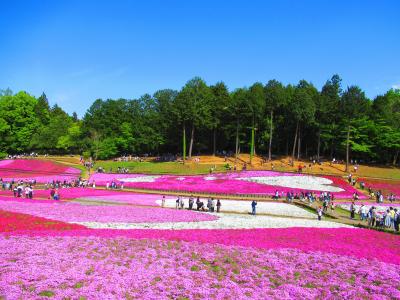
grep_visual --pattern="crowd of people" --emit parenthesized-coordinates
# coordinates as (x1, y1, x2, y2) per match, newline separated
(1, 179, 35, 199)
(6, 152, 39, 159)
(167, 195, 223, 213)
(43, 178, 90, 189)
(269, 189, 336, 206)
(161, 195, 259, 216)
(347, 174, 397, 203)
(105, 181, 123, 190)
(350, 202, 400, 232)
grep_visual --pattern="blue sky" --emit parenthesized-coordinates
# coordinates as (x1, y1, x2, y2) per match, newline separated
(0, 0, 399, 116)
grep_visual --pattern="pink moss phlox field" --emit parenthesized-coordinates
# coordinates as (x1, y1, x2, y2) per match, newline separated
(0, 236, 399, 300)
(5, 228, 400, 265)
(0, 209, 87, 232)
(361, 178, 400, 195)
(79, 194, 174, 206)
(0, 188, 169, 206)
(0, 199, 217, 223)
(89, 171, 365, 199)
(0, 159, 80, 182)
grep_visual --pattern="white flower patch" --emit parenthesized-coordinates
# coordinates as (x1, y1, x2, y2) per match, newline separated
(119, 175, 159, 183)
(238, 175, 344, 192)
(339, 203, 400, 214)
(176, 177, 186, 181)
(76, 213, 352, 230)
(155, 199, 314, 218)
(204, 176, 217, 181)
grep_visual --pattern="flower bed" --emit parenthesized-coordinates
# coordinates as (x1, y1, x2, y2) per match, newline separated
(0, 188, 168, 205)
(0, 209, 86, 232)
(0, 198, 217, 224)
(0, 235, 399, 299)
(89, 171, 365, 199)
(0, 159, 80, 182)
(156, 198, 315, 218)
(338, 202, 400, 214)
(4, 228, 399, 265)
(360, 178, 400, 195)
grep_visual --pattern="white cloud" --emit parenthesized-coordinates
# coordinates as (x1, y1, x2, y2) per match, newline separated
(392, 84, 400, 89)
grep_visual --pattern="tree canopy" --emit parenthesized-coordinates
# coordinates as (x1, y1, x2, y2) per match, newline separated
(0, 76, 399, 165)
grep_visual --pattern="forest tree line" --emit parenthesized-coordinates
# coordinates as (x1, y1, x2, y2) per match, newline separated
(0, 75, 399, 167)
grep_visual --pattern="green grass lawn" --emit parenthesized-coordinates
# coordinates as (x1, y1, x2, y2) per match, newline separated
(93, 161, 228, 175)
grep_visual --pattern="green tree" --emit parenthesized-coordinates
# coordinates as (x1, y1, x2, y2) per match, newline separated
(264, 80, 286, 161)
(290, 81, 317, 161)
(230, 88, 248, 164)
(210, 82, 230, 155)
(317, 75, 342, 160)
(173, 77, 213, 160)
(0, 91, 40, 152)
(372, 89, 400, 164)
(340, 86, 371, 171)
(247, 82, 265, 164)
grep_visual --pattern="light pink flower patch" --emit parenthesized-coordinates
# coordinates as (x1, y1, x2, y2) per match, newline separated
(0, 188, 172, 207)
(0, 198, 216, 223)
(79, 194, 174, 206)
(0, 160, 13, 167)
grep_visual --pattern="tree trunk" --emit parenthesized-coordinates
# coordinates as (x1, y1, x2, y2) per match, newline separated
(345, 125, 350, 172)
(291, 121, 299, 162)
(286, 136, 289, 156)
(250, 116, 255, 165)
(188, 124, 194, 159)
(235, 118, 239, 165)
(213, 128, 216, 156)
(182, 123, 186, 163)
(297, 126, 301, 160)
(317, 130, 321, 161)
(393, 149, 399, 166)
(268, 110, 273, 161)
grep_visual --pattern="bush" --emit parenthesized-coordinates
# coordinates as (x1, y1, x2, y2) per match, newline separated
(82, 151, 91, 159)
(0, 152, 8, 159)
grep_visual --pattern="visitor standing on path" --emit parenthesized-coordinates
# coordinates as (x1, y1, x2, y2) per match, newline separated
(317, 207, 323, 221)
(350, 201, 356, 219)
(251, 200, 257, 215)
(161, 195, 166, 208)
(394, 209, 399, 232)
(188, 195, 194, 210)
(216, 199, 221, 212)
(360, 204, 368, 221)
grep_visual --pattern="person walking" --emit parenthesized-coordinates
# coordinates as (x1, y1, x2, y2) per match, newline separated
(394, 209, 399, 232)
(350, 201, 356, 219)
(161, 195, 166, 208)
(188, 195, 194, 210)
(369, 207, 376, 227)
(175, 197, 179, 209)
(216, 199, 221, 213)
(360, 204, 368, 221)
(317, 207, 323, 221)
(384, 210, 392, 228)
(251, 200, 257, 215)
